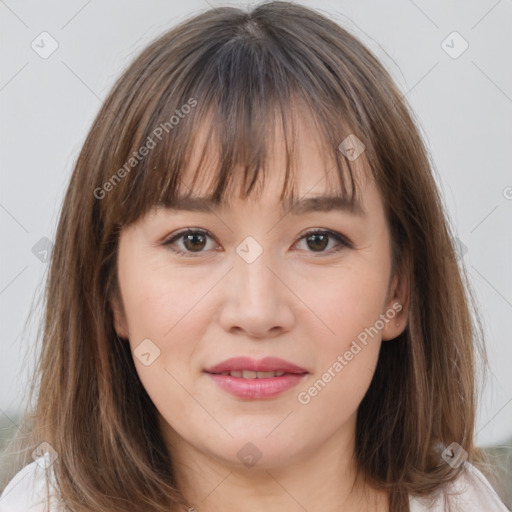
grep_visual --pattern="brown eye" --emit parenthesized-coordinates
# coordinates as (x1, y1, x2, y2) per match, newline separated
(306, 232, 329, 252)
(163, 229, 217, 256)
(297, 229, 351, 254)
(182, 232, 207, 252)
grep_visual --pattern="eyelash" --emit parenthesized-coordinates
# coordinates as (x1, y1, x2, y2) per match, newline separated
(162, 228, 352, 257)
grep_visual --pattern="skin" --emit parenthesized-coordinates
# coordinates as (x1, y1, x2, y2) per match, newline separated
(111, 118, 409, 512)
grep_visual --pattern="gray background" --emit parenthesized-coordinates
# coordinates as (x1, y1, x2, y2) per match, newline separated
(1, 0, 511, 451)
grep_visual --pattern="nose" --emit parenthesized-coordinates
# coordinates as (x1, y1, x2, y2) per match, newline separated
(217, 248, 295, 339)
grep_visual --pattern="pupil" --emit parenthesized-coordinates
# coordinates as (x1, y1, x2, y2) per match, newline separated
(184, 233, 205, 251)
(308, 233, 328, 251)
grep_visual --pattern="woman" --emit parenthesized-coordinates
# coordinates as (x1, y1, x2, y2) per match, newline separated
(1, 2, 508, 511)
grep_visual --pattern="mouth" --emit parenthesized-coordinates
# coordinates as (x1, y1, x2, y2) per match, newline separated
(204, 356, 308, 375)
(204, 357, 308, 399)
(209, 370, 292, 378)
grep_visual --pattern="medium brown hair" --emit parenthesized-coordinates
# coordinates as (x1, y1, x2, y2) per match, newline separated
(3, 2, 489, 511)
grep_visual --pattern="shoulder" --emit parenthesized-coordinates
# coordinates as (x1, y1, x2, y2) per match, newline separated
(0, 453, 63, 512)
(409, 463, 509, 512)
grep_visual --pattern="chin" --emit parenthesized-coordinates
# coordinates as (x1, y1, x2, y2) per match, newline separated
(203, 429, 304, 470)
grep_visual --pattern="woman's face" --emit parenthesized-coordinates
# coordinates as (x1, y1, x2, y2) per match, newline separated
(111, 122, 407, 473)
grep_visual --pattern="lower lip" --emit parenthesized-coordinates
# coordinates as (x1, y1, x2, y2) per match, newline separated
(206, 373, 307, 399)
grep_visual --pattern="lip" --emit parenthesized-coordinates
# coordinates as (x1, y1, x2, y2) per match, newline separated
(204, 357, 308, 400)
(207, 373, 307, 399)
(204, 356, 308, 374)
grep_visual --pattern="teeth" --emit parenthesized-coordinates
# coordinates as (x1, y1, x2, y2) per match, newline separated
(219, 370, 287, 378)
(254, 371, 277, 378)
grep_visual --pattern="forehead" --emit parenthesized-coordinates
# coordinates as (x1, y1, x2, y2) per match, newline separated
(173, 106, 372, 212)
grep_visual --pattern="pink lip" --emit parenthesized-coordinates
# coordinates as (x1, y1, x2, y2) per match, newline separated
(207, 373, 306, 399)
(204, 357, 308, 400)
(204, 356, 307, 374)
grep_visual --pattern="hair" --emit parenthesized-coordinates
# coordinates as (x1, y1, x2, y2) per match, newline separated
(2, 2, 491, 511)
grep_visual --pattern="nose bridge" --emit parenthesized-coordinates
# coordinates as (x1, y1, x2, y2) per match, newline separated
(218, 237, 294, 337)
(236, 244, 277, 304)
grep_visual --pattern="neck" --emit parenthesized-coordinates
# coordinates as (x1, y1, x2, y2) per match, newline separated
(162, 417, 388, 512)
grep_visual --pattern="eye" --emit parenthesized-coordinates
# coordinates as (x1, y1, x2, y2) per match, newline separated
(162, 228, 351, 257)
(294, 229, 352, 254)
(162, 228, 219, 256)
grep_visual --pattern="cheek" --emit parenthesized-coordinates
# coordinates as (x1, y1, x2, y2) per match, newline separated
(120, 257, 211, 341)
(120, 266, 210, 424)
(302, 262, 389, 350)
(116, 267, 209, 415)
(294, 259, 389, 406)
(295, 284, 384, 429)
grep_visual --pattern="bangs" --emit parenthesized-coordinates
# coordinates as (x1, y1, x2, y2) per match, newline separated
(102, 14, 372, 228)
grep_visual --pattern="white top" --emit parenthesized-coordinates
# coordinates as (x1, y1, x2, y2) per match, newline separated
(0, 453, 509, 511)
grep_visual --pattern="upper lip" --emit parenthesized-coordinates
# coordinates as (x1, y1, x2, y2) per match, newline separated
(204, 357, 308, 374)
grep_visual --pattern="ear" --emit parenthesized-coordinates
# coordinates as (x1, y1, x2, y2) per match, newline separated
(381, 264, 410, 342)
(109, 290, 129, 340)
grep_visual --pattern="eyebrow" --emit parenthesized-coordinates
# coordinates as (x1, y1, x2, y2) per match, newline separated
(160, 194, 366, 217)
